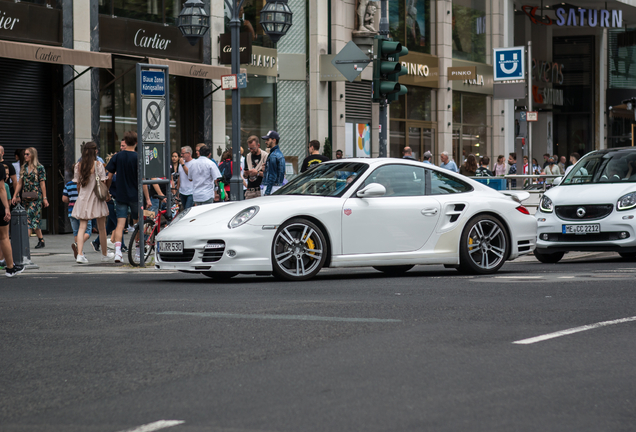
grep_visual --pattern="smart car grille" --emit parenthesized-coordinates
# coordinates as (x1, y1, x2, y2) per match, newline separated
(542, 232, 629, 242)
(202, 240, 226, 263)
(555, 205, 613, 221)
(159, 249, 195, 262)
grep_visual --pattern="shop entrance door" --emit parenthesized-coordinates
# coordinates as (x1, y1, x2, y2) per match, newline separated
(407, 124, 435, 161)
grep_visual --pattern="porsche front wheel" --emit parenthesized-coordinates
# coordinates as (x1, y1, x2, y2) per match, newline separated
(272, 218, 327, 281)
(458, 215, 509, 275)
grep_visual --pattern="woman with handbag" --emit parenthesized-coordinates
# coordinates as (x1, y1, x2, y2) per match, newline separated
(71, 142, 113, 264)
(11, 147, 48, 249)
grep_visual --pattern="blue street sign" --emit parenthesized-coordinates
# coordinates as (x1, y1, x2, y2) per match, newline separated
(140, 71, 166, 96)
(493, 47, 525, 81)
(237, 73, 247, 89)
(520, 111, 527, 122)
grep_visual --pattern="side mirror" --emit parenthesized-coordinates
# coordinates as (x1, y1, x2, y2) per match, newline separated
(552, 176, 562, 186)
(357, 183, 386, 198)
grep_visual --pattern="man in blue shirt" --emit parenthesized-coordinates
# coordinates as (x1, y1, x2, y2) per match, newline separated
(262, 130, 285, 195)
(422, 151, 433, 164)
(440, 151, 459, 172)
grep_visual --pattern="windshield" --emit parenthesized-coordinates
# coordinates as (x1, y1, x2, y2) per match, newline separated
(274, 162, 368, 197)
(562, 150, 636, 185)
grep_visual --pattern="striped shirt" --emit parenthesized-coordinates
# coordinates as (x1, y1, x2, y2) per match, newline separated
(63, 181, 79, 218)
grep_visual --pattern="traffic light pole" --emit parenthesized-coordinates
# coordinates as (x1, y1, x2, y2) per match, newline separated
(378, 0, 389, 158)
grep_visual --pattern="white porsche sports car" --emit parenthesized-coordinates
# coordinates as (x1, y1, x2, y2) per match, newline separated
(155, 158, 537, 280)
(535, 147, 636, 263)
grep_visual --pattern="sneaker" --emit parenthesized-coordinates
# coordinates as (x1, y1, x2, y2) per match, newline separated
(101, 252, 115, 262)
(91, 239, 100, 252)
(0, 259, 6, 269)
(76, 254, 88, 264)
(34, 239, 45, 249)
(107, 239, 116, 250)
(121, 244, 128, 253)
(6, 265, 25, 277)
(71, 243, 78, 259)
(114, 251, 123, 263)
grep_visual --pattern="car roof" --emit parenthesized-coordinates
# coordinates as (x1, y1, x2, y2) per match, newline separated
(323, 157, 448, 172)
(584, 147, 636, 157)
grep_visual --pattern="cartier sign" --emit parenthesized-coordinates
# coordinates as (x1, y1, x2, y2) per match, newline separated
(100, 16, 202, 63)
(219, 33, 253, 65)
(0, 2, 61, 46)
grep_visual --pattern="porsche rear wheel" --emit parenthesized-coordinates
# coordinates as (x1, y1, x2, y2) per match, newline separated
(272, 218, 327, 281)
(458, 215, 509, 275)
(373, 265, 414, 275)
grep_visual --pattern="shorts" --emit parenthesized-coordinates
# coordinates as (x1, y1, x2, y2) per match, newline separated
(115, 200, 139, 220)
(70, 217, 92, 237)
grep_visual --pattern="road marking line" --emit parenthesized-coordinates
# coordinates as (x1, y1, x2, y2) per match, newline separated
(117, 420, 185, 432)
(153, 311, 401, 323)
(513, 316, 636, 345)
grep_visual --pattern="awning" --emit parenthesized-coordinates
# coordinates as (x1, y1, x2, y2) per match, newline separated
(609, 104, 635, 120)
(0, 39, 112, 68)
(147, 57, 246, 80)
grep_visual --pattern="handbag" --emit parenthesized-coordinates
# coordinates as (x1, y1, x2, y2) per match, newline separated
(93, 161, 109, 202)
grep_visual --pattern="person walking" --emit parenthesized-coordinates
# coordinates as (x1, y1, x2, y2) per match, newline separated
(300, 140, 329, 173)
(62, 167, 93, 259)
(0, 161, 24, 276)
(106, 131, 147, 263)
(459, 154, 477, 177)
(402, 146, 416, 160)
(188, 145, 222, 205)
(244, 136, 268, 199)
(508, 152, 518, 188)
(11, 147, 48, 249)
(177, 146, 195, 210)
(262, 130, 285, 195)
(494, 155, 507, 176)
(475, 156, 493, 176)
(0, 146, 17, 199)
(440, 151, 459, 172)
(71, 142, 114, 264)
(170, 150, 180, 197)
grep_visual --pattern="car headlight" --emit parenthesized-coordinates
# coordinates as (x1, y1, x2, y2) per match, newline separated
(169, 207, 192, 226)
(540, 196, 553, 213)
(228, 206, 259, 229)
(617, 192, 636, 211)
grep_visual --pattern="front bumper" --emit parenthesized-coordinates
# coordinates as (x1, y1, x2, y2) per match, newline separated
(154, 223, 275, 273)
(535, 209, 636, 253)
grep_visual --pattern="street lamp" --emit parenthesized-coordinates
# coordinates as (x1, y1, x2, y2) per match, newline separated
(176, 0, 210, 46)
(259, 0, 293, 44)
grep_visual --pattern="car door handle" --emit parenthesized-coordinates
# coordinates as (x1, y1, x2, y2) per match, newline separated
(421, 208, 438, 216)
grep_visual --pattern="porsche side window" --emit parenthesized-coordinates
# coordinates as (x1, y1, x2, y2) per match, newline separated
(363, 165, 426, 197)
(429, 170, 472, 194)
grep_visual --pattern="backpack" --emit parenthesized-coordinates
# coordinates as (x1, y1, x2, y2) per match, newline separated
(219, 160, 232, 183)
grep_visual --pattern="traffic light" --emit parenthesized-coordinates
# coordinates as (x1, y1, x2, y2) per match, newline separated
(373, 36, 409, 103)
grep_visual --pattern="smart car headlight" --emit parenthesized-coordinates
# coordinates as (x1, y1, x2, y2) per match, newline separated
(540, 196, 553, 213)
(617, 192, 636, 211)
(228, 206, 259, 229)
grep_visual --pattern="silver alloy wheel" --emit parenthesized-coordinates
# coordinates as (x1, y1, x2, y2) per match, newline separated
(466, 219, 507, 270)
(273, 222, 324, 277)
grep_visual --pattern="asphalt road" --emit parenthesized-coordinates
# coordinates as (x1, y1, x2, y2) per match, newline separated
(1, 254, 635, 432)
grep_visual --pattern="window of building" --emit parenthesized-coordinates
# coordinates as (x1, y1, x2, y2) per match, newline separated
(452, 0, 487, 63)
(99, 0, 184, 25)
(389, 86, 436, 160)
(609, 28, 636, 89)
(225, 0, 275, 48)
(389, 0, 433, 55)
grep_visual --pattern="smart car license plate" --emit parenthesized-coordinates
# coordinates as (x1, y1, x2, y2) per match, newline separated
(562, 224, 600, 234)
(158, 241, 183, 253)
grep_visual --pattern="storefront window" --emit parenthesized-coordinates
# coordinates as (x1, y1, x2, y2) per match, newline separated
(407, 86, 433, 121)
(226, 0, 275, 48)
(226, 76, 275, 153)
(390, 121, 406, 158)
(99, 0, 184, 24)
(452, 92, 488, 161)
(389, 0, 432, 54)
(452, 0, 487, 63)
(609, 29, 636, 89)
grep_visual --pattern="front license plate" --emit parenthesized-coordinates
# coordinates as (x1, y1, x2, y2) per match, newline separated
(158, 241, 184, 253)
(562, 224, 600, 235)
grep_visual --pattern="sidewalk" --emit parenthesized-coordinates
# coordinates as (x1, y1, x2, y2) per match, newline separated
(12, 234, 157, 274)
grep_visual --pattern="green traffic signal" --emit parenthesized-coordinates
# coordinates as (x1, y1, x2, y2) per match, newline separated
(373, 36, 409, 102)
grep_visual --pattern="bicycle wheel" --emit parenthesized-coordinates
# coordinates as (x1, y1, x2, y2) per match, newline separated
(128, 220, 156, 267)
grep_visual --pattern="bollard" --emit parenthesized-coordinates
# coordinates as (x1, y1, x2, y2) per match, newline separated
(10, 204, 38, 269)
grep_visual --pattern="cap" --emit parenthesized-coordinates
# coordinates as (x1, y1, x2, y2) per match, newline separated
(423, 151, 432, 159)
(262, 130, 280, 141)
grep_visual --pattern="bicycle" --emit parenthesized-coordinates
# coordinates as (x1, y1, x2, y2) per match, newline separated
(128, 195, 180, 266)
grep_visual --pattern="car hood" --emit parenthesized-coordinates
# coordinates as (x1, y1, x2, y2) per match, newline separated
(546, 182, 636, 205)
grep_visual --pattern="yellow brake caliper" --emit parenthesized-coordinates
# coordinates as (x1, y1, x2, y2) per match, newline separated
(304, 235, 316, 259)
(468, 236, 475, 251)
